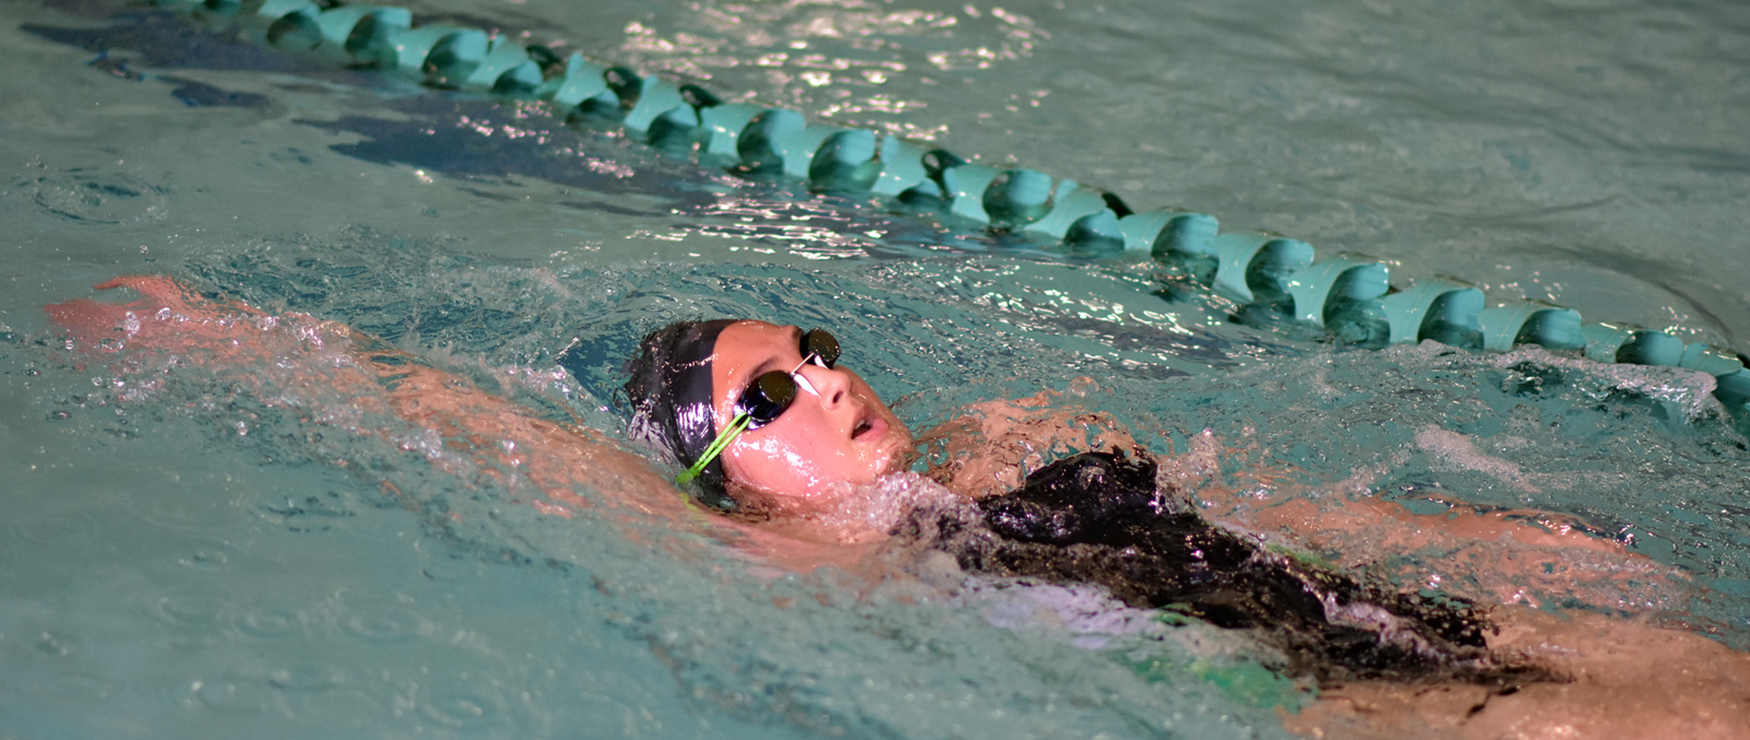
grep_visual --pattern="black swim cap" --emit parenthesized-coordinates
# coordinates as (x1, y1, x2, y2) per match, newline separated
(619, 319, 739, 509)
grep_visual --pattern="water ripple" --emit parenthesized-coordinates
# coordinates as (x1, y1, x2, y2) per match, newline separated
(236, 605, 307, 640)
(190, 672, 285, 716)
(123, 485, 235, 535)
(147, 587, 232, 639)
(20, 159, 170, 225)
(340, 601, 438, 644)
(14, 504, 103, 548)
(417, 682, 505, 730)
(174, 538, 240, 572)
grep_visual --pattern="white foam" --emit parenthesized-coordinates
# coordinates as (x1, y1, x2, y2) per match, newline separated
(798, 471, 964, 543)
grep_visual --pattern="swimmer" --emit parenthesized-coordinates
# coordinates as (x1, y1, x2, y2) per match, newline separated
(48, 277, 1750, 739)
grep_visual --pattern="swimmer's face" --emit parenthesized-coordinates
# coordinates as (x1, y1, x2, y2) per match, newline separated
(710, 321, 913, 511)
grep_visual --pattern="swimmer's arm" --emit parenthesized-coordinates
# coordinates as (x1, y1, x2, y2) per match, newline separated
(917, 384, 1137, 498)
(48, 276, 687, 520)
(1177, 430, 1668, 608)
(1169, 430, 1636, 558)
(1251, 493, 1634, 557)
(368, 356, 683, 517)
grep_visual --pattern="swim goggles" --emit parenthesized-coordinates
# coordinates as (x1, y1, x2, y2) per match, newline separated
(675, 328, 841, 485)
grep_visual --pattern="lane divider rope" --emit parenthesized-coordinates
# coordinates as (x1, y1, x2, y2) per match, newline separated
(137, 0, 1750, 422)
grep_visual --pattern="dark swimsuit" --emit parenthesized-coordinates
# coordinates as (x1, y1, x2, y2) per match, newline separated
(896, 450, 1541, 685)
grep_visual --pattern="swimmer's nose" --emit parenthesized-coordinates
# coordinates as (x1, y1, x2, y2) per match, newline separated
(795, 364, 849, 409)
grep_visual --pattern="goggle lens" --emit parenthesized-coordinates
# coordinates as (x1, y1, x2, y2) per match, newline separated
(802, 329, 840, 369)
(739, 370, 797, 426)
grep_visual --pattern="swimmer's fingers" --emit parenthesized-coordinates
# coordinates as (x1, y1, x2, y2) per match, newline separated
(1495, 509, 1624, 545)
(93, 275, 253, 316)
(94, 275, 198, 308)
(45, 276, 187, 350)
(47, 275, 262, 352)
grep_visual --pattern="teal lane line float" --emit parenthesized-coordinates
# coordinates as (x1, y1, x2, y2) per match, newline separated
(145, 0, 1750, 422)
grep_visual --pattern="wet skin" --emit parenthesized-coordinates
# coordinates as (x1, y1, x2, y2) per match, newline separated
(709, 321, 914, 515)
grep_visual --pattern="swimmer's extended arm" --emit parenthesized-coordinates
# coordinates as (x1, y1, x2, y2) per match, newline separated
(47, 276, 685, 521)
(1168, 429, 1675, 611)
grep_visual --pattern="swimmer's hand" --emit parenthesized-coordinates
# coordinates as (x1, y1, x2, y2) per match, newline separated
(46, 275, 265, 357)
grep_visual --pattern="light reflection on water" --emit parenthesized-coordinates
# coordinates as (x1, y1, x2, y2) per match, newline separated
(686, 192, 884, 258)
(607, 0, 1049, 139)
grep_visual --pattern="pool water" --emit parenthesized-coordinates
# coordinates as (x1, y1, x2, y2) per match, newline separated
(2, 0, 1748, 737)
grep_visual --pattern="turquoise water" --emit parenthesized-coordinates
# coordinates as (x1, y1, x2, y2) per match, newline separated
(2, 0, 1748, 737)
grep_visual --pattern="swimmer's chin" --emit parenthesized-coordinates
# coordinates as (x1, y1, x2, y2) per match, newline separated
(876, 428, 922, 476)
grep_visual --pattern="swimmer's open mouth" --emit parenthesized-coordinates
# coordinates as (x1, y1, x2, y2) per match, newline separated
(852, 414, 881, 441)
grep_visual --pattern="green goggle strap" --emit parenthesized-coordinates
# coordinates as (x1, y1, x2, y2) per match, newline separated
(675, 412, 752, 486)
